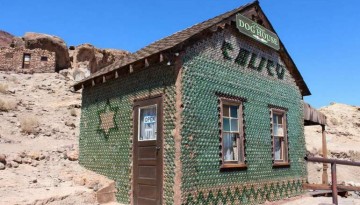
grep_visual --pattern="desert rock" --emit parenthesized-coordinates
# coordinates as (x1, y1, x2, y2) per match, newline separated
(10, 37, 25, 48)
(0, 30, 14, 47)
(0, 154, 6, 165)
(10, 161, 19, 168)
(22, 157, 32, 164)
(13, 157, 22, 164)
(66, 150, 79, 161)
(28, 151, 40, 161)
(70, 43, 129, 74)
(0, 162, 5, 170)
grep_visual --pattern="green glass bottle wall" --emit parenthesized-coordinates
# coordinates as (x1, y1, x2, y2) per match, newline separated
(79, 64, 177, 204)
(180, 29, 307, 204)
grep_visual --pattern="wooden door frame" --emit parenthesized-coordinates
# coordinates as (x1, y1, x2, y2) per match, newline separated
(133, 95, 163, 205)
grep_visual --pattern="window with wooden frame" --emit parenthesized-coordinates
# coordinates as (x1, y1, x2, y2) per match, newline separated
(271, 108, 289, 166)
(220, 98, 246, 169)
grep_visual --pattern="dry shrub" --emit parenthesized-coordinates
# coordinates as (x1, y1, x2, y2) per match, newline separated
(70, 108, 77, 117)
(20, 115, 39, 134)
(349, 150, 360, 161)
(0, 83, 8, 94)
(0, 98, 17, 111)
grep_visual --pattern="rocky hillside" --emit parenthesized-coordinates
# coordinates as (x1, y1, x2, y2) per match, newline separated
(305, 103, 360, 186)
(0, 30, 14, 47)
(0, 72, 117, 205)
(0, 30, 130, 75)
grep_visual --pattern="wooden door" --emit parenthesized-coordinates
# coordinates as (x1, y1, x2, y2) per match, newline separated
(133, 97, 163, 205)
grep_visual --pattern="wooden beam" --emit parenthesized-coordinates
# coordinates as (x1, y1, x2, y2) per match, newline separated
(145, 58, 149, 67)
(305, 156, 360, 167)
(303, 183, 360, 192)
(159, 53, 164, 62)
(129, 65, 133, 73)
(103, 75, 106, 83)
(322, 125, 329, 185)
(115, 70, 119, 78)
(92, 79, 95, 86)
(331, 163, 338, 205)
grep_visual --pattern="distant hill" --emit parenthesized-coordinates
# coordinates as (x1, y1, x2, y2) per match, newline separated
(0, 30, 14, 47)
(305, 102, 360, 186)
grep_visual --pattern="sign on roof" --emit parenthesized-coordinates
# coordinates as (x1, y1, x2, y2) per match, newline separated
(236, 14, 280, 50)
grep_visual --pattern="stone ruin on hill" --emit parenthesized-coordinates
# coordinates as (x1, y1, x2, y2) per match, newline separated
(0, 47, 55, 73)
(0, 32, 68, 73)
(0, 30, 130, 78)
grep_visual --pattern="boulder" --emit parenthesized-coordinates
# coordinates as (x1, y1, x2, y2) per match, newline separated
(70, 44, 96, 73)
(71, 43, 129, 75)
(22, 157, 32, 164)
(10, 37, 25, 48)
(19, 152, 26, 158)
(72, 68, 90, 82)
(13, 156, 22, 164)
(96, 181, 117, 204)
(10, 161, 19, 168)
(28, 151, 40, 161)
(65, 121, 76, 128)
(31, 160, 39, 167)
(66, 150, 79, 161)
(23, 32, 70, 71)
(0, 162, 5, 170)
(0, 154, 6, 165)
(0, 30, 14, 47)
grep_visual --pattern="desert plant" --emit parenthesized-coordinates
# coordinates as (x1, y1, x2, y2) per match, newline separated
(349, 150, 360, 161)
(70, 108, 77, 117)
(20, 115, 39, 134)
(0, 83, 8, 94)
(0, 98, 17, 111)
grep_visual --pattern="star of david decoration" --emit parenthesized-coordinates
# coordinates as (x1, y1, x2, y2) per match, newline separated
(97, 99, 118, 139)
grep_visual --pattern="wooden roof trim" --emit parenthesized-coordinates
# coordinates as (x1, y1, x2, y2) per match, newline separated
(303, 101, 327, 126)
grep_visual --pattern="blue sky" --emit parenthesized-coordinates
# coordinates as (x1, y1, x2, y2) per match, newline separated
(0, 0, 359, 108)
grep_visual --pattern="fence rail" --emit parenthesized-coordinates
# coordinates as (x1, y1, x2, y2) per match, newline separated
(304, 156, 360, 205)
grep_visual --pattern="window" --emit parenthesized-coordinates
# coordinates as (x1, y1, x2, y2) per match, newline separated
(271, 108, 289, 166)
(22, 54, 31, 68)
(220, 98, 246, 168)
(138, 105, 157, 141)
(41, 56, 48, 61)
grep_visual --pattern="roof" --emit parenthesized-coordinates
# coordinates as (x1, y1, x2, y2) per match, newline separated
(74, 0, 311, 96)
(303, 101, 327, 126)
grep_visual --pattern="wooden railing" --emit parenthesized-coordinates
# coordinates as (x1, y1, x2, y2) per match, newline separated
(304, 156, 360, 205)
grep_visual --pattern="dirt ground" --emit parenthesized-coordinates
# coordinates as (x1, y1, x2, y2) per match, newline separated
(0, 72, 117, 205)
(0, 71, 359, 205)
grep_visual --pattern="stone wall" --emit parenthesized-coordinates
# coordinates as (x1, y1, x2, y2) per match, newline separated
(0, 47, 55, 73)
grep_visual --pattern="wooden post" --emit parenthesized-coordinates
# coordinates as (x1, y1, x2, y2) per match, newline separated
(331, 162, 338, 205)
(322, 125, 328, 185)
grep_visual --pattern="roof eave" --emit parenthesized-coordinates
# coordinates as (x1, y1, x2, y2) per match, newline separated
(72, 1, 259, 91)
